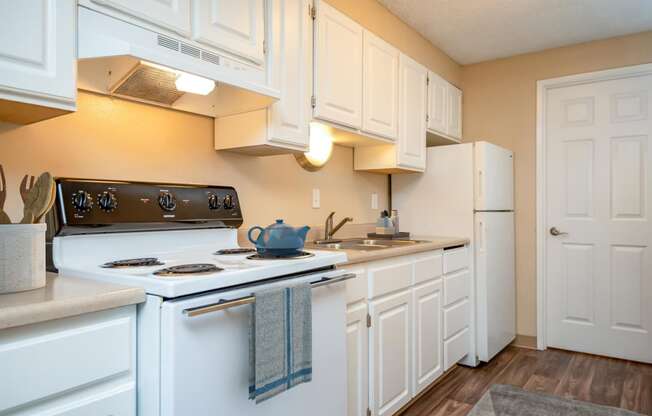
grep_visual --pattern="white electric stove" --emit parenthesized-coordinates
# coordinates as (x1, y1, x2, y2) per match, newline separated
(47, 179, 351, 416)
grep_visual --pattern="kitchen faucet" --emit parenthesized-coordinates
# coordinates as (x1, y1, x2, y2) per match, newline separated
(323, 211, 353, 242)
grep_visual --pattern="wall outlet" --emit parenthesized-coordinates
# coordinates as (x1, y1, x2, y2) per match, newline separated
(371, 192, 378, 210)
(312, 188, 320, 209)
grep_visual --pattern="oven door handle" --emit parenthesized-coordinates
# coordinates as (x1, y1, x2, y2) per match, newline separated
(182, 272, 357, 317)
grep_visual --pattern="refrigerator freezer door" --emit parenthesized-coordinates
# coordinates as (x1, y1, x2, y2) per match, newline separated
(475, 211, 515, 362)
(474, 142, 514, 211)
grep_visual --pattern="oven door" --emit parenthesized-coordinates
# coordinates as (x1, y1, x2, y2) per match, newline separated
(159, 269, 350, 416)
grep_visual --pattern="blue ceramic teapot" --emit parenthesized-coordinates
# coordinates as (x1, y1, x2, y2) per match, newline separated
(248, 219, 310, 256)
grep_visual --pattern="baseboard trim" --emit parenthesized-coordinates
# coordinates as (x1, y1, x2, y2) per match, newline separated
(511, 334, 537, 350)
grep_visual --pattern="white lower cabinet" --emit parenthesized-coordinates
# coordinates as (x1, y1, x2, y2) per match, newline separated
(370, 290, 412, 416)
(347, 302, 369, 416)
(345, 247, 470, 416)
(0, 306, 137, 416)
(412, 280, 443, 395)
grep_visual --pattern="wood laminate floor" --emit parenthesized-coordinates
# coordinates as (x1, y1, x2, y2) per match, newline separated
(401, 347, 652, 416)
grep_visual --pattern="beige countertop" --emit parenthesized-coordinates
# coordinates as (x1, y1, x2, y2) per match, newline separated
(0, 273, 146, 330)
(331, 236, 469, 266)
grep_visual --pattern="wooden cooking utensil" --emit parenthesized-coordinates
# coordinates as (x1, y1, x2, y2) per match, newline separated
(20, 172, 54, 224)
(20, 174, 35, 204)
(0, 164, 10, 224)
(35, 182, 57, 223)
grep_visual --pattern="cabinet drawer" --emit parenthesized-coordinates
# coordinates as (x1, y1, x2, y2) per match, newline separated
(414, 251, 443, 284)
(443, 246, 468, 274)
(0, 307, 135, 412)
(443, 269, 470, 306)
(49, 386, 135, 416)
(443, 299, 469, 339)
(443, 327, 469, 370)
(368, 259, 413, 298)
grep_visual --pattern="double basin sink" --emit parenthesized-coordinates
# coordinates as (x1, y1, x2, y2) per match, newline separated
(306, 238, 427, 252)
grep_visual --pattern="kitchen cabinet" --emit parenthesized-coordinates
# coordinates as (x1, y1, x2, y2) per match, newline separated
(370, 290, 413, 416)
(0, 306, 137, 415)
(89, 0, 191, 36)
(412, 279, 443, 395)
(344, 247, 469, 416)
(427, 72, 463, 144)
(362, 31, 399, 140)
(347, 302, 369, 416)
(0, 0, 76, 124)
(313, 0, 363, 129)
(354, 53, 427, 173)
(192, 0, 266, 65)
(214, 0, 312, 155)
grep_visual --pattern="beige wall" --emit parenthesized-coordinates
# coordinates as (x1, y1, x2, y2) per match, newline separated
(0, 0, 459, 231)
(461, 31, 652, 336)
(0, 92, 387, 228)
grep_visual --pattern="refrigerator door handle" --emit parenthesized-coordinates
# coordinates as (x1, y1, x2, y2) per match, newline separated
(477, 169, 484, 203)
(478, 219, 486, 251)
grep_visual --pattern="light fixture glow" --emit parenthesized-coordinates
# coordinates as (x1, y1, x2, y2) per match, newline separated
(175, 72, 216, 95)
(295, 122, 334, 171)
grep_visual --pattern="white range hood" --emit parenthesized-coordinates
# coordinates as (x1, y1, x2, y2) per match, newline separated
(76, 6, 279, 117)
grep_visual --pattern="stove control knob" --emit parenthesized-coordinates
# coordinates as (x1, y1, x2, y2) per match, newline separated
(208, 193, 221, 210)
(72, 190, 93, 212)
(158, 191, 177, 212)
(223, 194, 234, 210)
(98, 191, 118, 212)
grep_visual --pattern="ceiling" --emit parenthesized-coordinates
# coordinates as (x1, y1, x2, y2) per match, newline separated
(377, 0, 652, 65)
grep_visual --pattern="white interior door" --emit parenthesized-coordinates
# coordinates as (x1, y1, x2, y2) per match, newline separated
(545, 73, 652, 363)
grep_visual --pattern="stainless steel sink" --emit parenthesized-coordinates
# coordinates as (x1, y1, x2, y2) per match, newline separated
(307, 238, 427, 251)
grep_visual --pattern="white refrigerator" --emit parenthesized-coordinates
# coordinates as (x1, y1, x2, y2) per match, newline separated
(392, 141, 515, 364)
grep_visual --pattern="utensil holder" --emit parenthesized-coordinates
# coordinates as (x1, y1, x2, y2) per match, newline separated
(0, 223, 46, 294)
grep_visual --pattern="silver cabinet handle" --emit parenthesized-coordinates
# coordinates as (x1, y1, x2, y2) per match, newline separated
(550, 227, 568, 236)
(183, 273, 357, 317)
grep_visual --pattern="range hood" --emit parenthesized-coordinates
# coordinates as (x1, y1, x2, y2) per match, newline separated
(77, 6, 279, 117)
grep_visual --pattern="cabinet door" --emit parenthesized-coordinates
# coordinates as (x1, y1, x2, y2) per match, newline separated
(370, 290, 412, 416)
(191, 0, 265, 64)
(427, 72, 448, 135)
(413, 280, 443, 395)
(268, 0, 312, 149)
(91, 0, 191, 36)
(397, 54, 427, 170)
(448, 84, 463, 139)
(347, 302, 369, 416)
(362, 31, 398, 140)
(0, 0, 75, 109)
(314, 1, 363, 129)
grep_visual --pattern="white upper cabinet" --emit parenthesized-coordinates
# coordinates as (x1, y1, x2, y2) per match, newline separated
(314, 1, 363, 129)
(191, 0, 265, 65)
(0, 0, 76, 124)
(90, 0, 191, 36)
(214, 0, 311, 155)
(427, 72, 448, 135)
(362, 31, 399, 140)
(427, 71, 463, 142)
(397, 54, 427, 170)
(268, 0, 312, 148)
(448, 84, 463, 139)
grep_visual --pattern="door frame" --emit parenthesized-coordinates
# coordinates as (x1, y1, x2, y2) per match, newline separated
(535, 63, 652, 350)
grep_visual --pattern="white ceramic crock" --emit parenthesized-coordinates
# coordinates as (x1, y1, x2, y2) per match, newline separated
(0, 223, 47, 294)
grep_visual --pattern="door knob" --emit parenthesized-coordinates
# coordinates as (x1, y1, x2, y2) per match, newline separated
(550, 227, 568, 236)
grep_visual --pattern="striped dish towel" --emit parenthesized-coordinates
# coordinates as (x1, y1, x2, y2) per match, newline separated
(249, 282, 312, 403)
